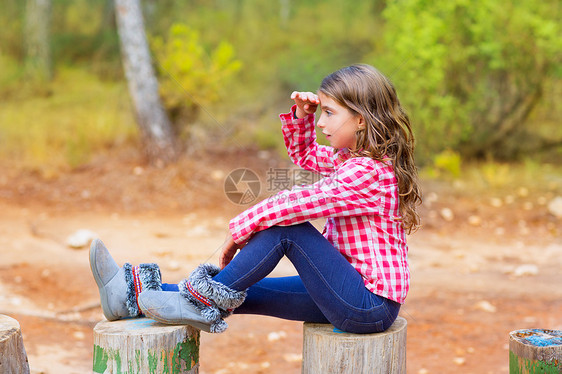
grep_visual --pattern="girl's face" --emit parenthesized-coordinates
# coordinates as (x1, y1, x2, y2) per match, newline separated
(317, 92, 363, 150)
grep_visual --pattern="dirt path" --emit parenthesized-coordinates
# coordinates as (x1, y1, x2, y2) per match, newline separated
(1, 203, 560, 374)
(0, 151, 560, 373)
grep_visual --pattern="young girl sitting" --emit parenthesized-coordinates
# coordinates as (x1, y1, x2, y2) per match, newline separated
(90, 64, 422, 334)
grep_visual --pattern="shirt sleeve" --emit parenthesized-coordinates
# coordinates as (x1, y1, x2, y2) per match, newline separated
(229, 158, 389, 244)
(280, 105, 339, 177)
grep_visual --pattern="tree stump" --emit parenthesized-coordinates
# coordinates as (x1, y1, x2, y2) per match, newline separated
(302, 316, 407, 374)
(93, 318, 200, 374)
(509, 329, 562, 374)
(0, 314, 30, 374)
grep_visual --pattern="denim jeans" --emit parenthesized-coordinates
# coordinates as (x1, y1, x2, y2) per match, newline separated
(162, 222, 400, 334)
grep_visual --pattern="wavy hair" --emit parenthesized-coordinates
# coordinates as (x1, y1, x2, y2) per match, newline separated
(319, 64, 422, 233)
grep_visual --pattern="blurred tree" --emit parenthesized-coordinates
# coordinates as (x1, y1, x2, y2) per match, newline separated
(114, 0, 177, 164)
(151, 24, 242, 136)
(279, 0, 291, 28)
(381, 0, 561, 161)
(25, 0, 52, 81)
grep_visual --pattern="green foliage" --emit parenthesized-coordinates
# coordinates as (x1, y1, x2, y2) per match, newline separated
(479, 162, 513, 188)
(275, 1, 382, 90)
(1, 0, 561, 171)
(431, 149, 462, 179)
(0, 1, 25, 58)
(50, 0, 121, 78)
(0, 66, 136, 175)
(151, 23, 242, 121)
(0, 53, 24, 90)
(380, 0, 562, 162)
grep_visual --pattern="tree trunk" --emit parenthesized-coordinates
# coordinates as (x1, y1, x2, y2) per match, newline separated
(93, 318, 200, 373)
(24, 0, 52, 81)
(114, 0, 178, 165)
(302, 317, 407, 374)
(279, 0, 291, 27)
(0, 315, 30, 374)
(509, 329, 562, 373)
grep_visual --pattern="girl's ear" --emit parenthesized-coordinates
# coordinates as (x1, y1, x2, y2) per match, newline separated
(357, 114, 366, 130)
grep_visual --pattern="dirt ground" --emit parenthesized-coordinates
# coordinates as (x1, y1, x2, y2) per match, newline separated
(0, 147, 560, 374)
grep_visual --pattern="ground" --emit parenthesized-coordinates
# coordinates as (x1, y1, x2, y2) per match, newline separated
(0, 147, 560, 374)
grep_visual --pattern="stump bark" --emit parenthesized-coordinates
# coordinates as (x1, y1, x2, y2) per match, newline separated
(509, 329, 562, 374)
(0, 314, 30, 374)
(302, 316, 407, 374)
(93, 318, 200, 374)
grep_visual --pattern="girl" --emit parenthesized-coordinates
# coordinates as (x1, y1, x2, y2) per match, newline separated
(90, 64, 422, 334)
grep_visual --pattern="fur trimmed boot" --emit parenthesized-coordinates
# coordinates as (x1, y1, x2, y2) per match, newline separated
(89, 239, 162, 321)
(139, 264, 246, 333)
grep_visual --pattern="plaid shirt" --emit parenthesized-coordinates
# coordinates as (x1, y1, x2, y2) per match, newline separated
(229, 106, 409, 304)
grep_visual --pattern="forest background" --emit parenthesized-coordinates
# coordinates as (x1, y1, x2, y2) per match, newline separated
(0, 2, 561, 372)
(0, 0, 561, 175)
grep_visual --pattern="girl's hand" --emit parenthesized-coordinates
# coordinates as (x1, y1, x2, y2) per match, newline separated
(291, 91, 320, 118)
(219, 232, 244, 269)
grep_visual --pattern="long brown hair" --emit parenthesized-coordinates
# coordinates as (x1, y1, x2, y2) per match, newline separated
(319, 64, 422, 233)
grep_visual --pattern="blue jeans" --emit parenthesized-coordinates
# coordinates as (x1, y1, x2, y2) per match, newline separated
(162, 223, 400, 334)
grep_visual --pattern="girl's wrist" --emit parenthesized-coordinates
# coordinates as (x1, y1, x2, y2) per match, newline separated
(294, 107, 307, 119)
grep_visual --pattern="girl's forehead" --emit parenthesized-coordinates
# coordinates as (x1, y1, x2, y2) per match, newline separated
(317, 92, 335, 103)
(318, 92, 343, 109)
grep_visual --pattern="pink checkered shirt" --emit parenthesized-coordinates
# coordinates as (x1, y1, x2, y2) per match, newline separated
(229, 106, 409, 304)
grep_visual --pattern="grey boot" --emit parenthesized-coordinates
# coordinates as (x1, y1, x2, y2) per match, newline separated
(138, 291, 214, 333)
(138, 264, 246, 333)
(89, 239, 162, 321)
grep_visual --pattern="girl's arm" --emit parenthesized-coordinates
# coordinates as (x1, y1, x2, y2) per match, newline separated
(281, 92, 339, 176)
(229, 158, 399, 245)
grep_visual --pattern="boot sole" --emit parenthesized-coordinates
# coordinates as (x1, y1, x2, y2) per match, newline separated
(141, 308, 212, 333)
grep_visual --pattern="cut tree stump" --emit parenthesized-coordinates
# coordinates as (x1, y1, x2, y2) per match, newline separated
(509, 328, 562, 374)
(0, 314, 30, 374)
(302, 316, 407, 374)
(93, 318, 200, 374)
